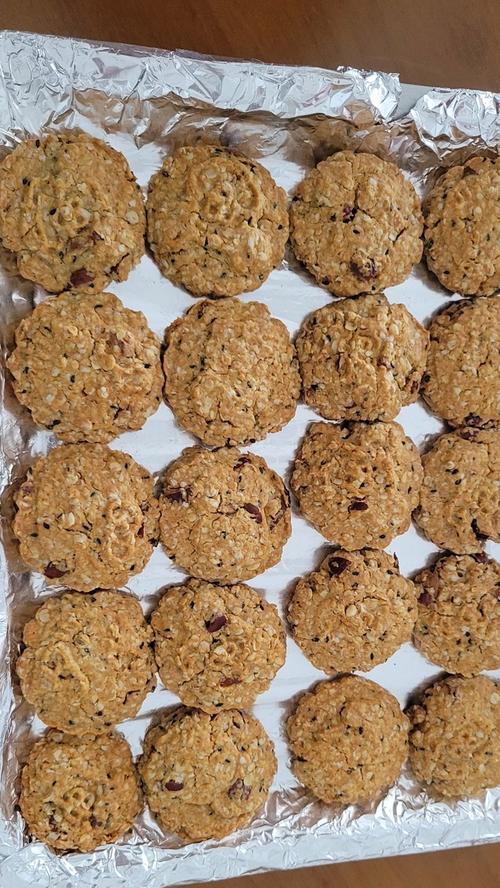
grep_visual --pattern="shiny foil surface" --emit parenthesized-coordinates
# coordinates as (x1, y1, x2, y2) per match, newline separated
(0, 29, 499, 888)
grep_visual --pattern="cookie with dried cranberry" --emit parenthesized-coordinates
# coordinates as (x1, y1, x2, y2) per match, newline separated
(291, 420, 422, 549)
(139, 707, 276, 841)
(290, 151, 423, 296)
(0, 132, 145, 292)
(423, 156, 500, 296)
(19, 730, 142, 851)
(159, 447, 291, 582)
(13, 443, 159, 592)
(413, 554, 500, 675)
(147, 144, 288, 297)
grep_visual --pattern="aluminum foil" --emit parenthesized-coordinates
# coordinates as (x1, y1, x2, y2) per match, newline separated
(0, 30, 499, 888)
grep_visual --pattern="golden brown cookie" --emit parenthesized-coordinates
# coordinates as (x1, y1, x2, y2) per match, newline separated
(287, 676, 408, 806)
(0, 132, 145, 292)
(139, 707, 276, 841)
(7, 291, 163, 443)
(147, 145, 288, 297)
(288, 549, 416, 673)
(415, 428, 500, 554)
(17, 590, 156, 733)
(13, 444, 159, 592)
(163, 299, 300, 446)
(290, 151, 423, 296)
(407, 675, 500, 799)
(291, 421, 422, 549)
(20, 730, 142, 851)
(296, 292, 428, 421)
(152, 578, 285, 711)
(421, 297, 500, 429)
(413, 554, 500, 675)
(159, 447, 291, 582)
(423, 156, 500, 296)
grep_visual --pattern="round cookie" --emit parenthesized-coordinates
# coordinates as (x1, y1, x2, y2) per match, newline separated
(288, 549, 416, 673)
(413, 554, 500, 675)
(0, 132, 145, 293)
(289, 151, 423, 296)
(17, 590, 156, 733)
(13, 443, 159, 592)
(421, 297, 500, 429)
(20, 730, 142, 851)
(7, 291, 163, 443)
(147, 144, 288, 297)
(296, 292, 428, 421)
(407, 675, 500, 799)
(291, 421, 422, 549)
(415, 428, 500, 554)
(159, 447, 291, 582)
(152, 578, 285, 711)
(287, 676, 408, 806)
(139, 707, 276, 841)
(163, 299, 300, 446)
(423, 156, 500, 296)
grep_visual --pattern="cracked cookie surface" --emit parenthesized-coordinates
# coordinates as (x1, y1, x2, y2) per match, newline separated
(13, 443, 159, 592)
(421, 296, 500, 429)
(152, 578, 285, 711)
(0, 132, 145, 292)
(147, 145, 288, 297)
(17, 590, 156, 733)
(413, 554, 500, 675)
(290, 151, 423, 296)
(423, 156, 500, 296)
(287, 676, 408, 805)
(163, 299, 300, 445)
(296, 292, 428, 421)
(291, 421, 421, 549)
(139, 707, 276, 841)
(415, 428, 500, 553)
(288, 549, 416, 673)
(7, 291, 163, 443)
(407, 675, 500, 799)
(20, 730, 142, 851)
(159, 447, 291, 582)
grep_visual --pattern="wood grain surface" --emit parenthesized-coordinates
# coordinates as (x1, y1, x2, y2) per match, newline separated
(0, 1, 498, 886)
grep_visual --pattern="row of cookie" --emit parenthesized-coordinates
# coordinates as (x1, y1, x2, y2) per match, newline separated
(18, 673, 500, 851)
(1, 134, 498, 300)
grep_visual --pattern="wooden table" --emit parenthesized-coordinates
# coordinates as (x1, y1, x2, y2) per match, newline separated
(1, 2, 498, 886)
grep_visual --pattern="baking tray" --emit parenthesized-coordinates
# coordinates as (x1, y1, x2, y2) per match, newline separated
(0, 30, 499, 888)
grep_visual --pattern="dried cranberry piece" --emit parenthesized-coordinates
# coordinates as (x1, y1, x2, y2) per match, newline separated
(234, 456, 251, 470)
(243, 503, 262, 524)
(70, 268, 94, 287)
(473, 552, 488, 563)
(164, 780, 184, 791)
(464, 413, 483, 427)
(349, 258, 377, 280)
(44, 562, 67, 579)
(220, 677, 241, 687)
(228, 778, 251, 801)
(342, 206, 357, 223)
(348, 501, 368, 512)
(418, 590, 435, 606)
(327, 556, 350, 577)
(205, 614, 227, 633)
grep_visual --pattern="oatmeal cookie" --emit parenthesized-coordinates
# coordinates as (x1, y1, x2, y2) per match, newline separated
(13, 443, 159, 591)
(0, 132, 145, 292)
(147, 145, 288, 297)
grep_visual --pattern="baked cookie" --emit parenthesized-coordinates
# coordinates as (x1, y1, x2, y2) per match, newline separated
(287, 676, 408, 806)
(0, 132, 145, 293)
(296, 292, 428, 421)
(139, 707, 276, 841)
(407, 675, 500, 798)
(147, 145, 288, 297)
(288, 549, 416, 673)
(423, 156, 500, 296)
(291, 421, 422, 549)
(163, 299, 300, 446)
(415, 429, 500, 553)
(17, 590, 156, 733)
(421, 297, 500, 429)
(413, 554, 500, 675)
(152, 578, 285, 711)
(290, 151, 423, 296)
(159, 447, 291, 582)
(20, 730, 141, 851)
(7, 291, 163, 443)
(13, 443, 159, 592)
